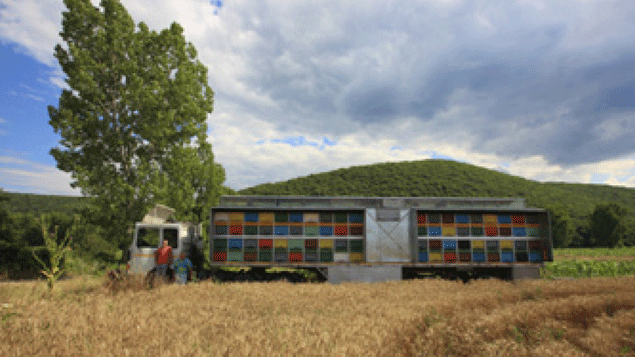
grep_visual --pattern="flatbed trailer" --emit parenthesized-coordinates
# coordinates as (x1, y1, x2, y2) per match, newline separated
(209, 196, 552, 283)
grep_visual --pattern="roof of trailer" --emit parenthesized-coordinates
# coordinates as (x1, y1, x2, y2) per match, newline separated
(216, 195, 534, 210)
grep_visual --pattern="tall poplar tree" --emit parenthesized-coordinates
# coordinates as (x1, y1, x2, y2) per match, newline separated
(48, 0, 223, 254)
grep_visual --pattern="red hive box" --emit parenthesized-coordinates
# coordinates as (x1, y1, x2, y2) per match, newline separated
(213, 252, 227, 262)
(259, 239, 273, 249)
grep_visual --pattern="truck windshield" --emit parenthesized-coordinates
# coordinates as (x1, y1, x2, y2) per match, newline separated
(137, 227, 160, 248)
(164, 228, 179, 249)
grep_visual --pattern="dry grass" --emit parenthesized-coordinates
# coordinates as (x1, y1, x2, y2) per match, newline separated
(1, 276, 634, 357)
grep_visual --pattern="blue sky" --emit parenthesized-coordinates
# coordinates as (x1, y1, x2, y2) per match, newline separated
(1, 0, 635, 196)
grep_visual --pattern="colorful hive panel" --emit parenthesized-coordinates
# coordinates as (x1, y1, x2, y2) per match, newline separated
(511, 215, 525, 225)
(334, 213, 348, 223)
(259, 251, 272, 262)
(228, 252, 242, 261)
(319, 239, 334, 249)
(274, 239, 288, 248)
(229, 212, 244, 222)
(455, 214, 470, 224)
(457, 227, 469, 236)
(290, 226, 303, 235)
(228, 239, 242, 250)
(513, 227, 526, 236)
(484, 214, 497, 224)
(289, 252, 303, 262)
(418, 253, 428, 262)
(418, 240, 428, 252)
(418, 226, 427, 236)
(259, 226, 273, 235)
(417, 213, 426, 224)
(259, 213, 274, 223)
(319, 226, 333, 236)
(305, 239, 318, 249)
(442, 227, 456, 236)
(350, 226, 363, 236)
(349, 213, 364, 223)
(471, 227, 484, 236)
(499, 227, 511, 236)
(275, 212, 288, 223)
(500, 240, 513, 250)
(444, 252, 457, 262)
(214, 212, 229, 221)
(259, 239, 273, 249)
(429, 253, 442, 262)
(244, 212, 259, 222)
(350, 240, 364, 253)
(428, 227, 442, 236)
(215, 226, 228, 235)
(498, 215, 511, 224)
(304, 213, 319, 223)
(230, 225, 243, 235)
(443, 239, 457, 250)
(275, 226, 289, 235)
(213, 252, 227, 261)
(350, 253, 364, 262)
(334, 225, 348, 236)
(429, 239, 442, 250)
(459, 253, 471, 262)
(458, 240, 471, 250)
(470, 214, 483, 224)
(244, 252, 257, 261)
(320, 250, 333, 262)
(485, 227, 498, 236)
(335, 239, 348, 253)
(305, 252, 318, 262)
(244, 226, 258, 235)
(289, 239, 304, 251)
(442, 214, 454, 224)
(320, 213, 332, 223)
(305, 226, 318, 237)
(428, 214, 440, 224)
(289, 212, 303, 222)
(472, 240, 485, 249)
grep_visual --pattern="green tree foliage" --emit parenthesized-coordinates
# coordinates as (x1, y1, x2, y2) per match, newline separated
(48, 0, 222, 256)
(546, 205, 574, 248)
(590, 203, 628, 247)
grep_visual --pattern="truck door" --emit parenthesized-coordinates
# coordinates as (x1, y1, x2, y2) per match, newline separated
(365, 208, 411, 262)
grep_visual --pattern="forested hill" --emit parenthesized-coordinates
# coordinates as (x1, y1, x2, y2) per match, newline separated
(239, 159, 635, 244)
(0, 192, 88, 216)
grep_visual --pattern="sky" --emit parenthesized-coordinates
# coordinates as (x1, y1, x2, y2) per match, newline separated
(0, 0, 634, 196)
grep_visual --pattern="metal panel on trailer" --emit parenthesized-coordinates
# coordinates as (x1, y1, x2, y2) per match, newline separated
(327, 265, 402, 284)
(365, 208, 411, 262)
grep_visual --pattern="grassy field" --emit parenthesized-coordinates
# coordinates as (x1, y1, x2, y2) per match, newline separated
(545, 247, 635, 278)
(1, 275, 635, 356)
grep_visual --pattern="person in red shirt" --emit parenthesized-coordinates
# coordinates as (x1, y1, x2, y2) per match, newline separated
(154, 240, 173, 281)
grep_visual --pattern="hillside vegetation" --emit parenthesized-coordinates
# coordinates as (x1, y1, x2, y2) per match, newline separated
(239, 159, 635, 246)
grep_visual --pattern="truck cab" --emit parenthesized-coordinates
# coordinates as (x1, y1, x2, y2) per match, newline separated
(127, 205, 203, 276)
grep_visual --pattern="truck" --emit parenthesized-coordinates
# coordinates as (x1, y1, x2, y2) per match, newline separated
(127, 196, 553, 283)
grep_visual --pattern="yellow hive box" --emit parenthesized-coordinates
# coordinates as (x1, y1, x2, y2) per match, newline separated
(429, 253, 442, 262)
(259, 212, 274, 223)
(472, 240, 485, 249)
(319, 239, 334, 249)
(484, 214, 497, 224)
(214, 212, 229, 222)
(442, 227, 456, 236)
(500, 240, 513, 250)
(304, 213, 320, 223)
(229, 212, 244, 222)
(274, 239, 288, 248)
(350, 253, 364, 262)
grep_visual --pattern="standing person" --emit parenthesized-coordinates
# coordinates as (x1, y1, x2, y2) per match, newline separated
(154, 240, 173, 281)
(172, 253, 193, 285)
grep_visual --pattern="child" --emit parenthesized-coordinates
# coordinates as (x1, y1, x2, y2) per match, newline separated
(172, 253, 193, 284)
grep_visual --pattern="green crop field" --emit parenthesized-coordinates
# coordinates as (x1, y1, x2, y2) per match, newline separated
(544, 247, 635, 278)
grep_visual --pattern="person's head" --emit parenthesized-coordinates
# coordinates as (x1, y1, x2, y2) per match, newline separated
(163, 240, 169, 248)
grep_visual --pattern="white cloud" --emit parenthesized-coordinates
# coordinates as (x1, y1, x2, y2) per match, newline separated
(0, 156, 80, 196)
(2, 0, 635, 195)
